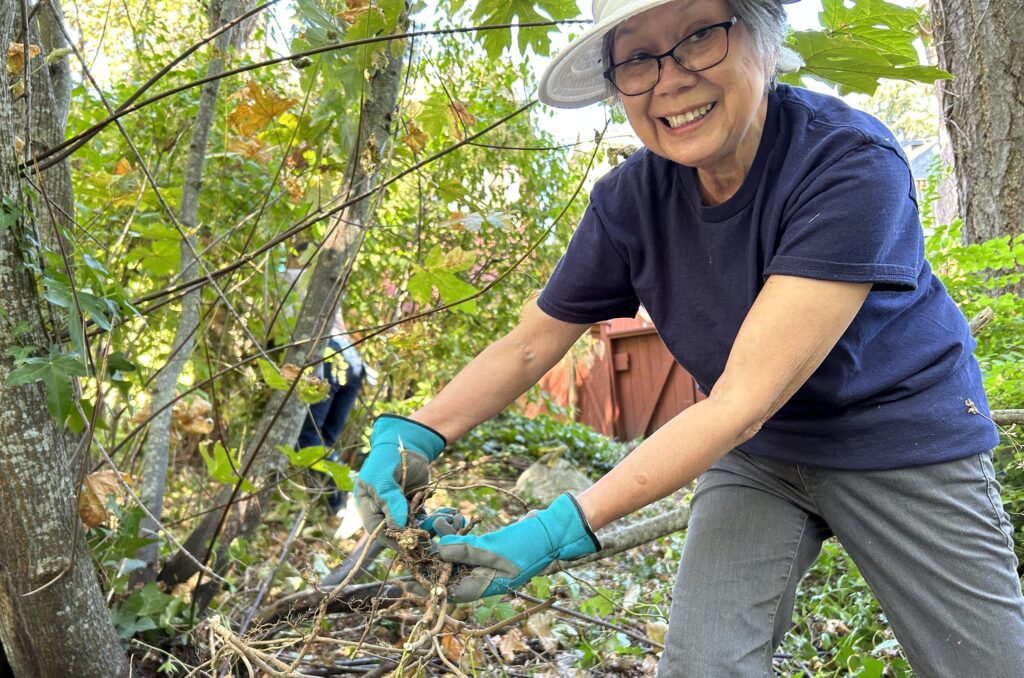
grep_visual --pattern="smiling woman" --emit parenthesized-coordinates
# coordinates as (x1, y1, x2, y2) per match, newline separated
(354, 1, 1024, 676)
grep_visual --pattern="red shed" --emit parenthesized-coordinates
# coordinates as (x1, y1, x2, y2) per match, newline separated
(527, 314, 704, 441)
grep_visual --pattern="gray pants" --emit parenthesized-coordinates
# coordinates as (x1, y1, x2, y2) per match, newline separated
(658, 450, 1024, 677)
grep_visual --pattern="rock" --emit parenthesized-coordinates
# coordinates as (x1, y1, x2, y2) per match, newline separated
(514, 455, 592, 504)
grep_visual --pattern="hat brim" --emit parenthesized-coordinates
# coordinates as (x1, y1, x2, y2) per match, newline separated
(538, 0, 802, 109)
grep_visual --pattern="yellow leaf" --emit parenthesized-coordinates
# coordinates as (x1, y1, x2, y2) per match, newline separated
(645, 619, 668, 646)
(7, 42, 40, 77)
(113, 157, 132, 175)
(401, 122, 428, 154)
(79, 470, 130, 529)
(227, 82, 296, 137)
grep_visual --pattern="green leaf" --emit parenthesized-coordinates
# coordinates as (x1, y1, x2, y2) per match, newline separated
(468, 0, 579, 58)
(4, 347, 87, 425)
(580, 592, 614, 618)
(0, 197, 22, 232)
(788, 31, 949, 95)
(198, 441, 256, 491)
(257, 358, 290, 390)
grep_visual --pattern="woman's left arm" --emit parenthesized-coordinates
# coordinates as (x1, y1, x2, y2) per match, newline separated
(577, 275, 871, 530)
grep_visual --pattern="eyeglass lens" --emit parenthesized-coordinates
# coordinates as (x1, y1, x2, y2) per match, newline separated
(610, 24, 731, 96)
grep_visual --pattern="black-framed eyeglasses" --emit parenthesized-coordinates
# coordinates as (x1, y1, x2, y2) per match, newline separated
(603, 17, 739, 97)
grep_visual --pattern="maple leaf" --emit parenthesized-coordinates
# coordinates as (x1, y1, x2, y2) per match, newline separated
(401, 122, 428, 154)
(227, 82, 296, 137)
(7, 42, 40, 77)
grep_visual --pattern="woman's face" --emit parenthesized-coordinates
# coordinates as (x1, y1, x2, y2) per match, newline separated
(610, 0, 768, 177)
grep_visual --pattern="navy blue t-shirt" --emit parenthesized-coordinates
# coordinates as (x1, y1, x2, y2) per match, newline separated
(538, 84, 998, 470)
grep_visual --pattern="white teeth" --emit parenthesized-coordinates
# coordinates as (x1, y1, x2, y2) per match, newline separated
(666, 103, 714, 127)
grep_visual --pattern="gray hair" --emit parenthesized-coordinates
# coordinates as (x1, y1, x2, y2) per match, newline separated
(601, 1, 802, 93)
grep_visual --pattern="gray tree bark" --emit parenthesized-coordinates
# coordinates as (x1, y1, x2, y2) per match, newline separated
(0, 5, 129, 676)
(160, 7, 409, 604)
(929, 0, 1024, 246)
(133, 0, 245, 585)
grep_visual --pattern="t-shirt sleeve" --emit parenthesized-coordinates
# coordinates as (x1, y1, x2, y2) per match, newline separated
(764, 142, 922, 291)
(537, 201, 640, 324)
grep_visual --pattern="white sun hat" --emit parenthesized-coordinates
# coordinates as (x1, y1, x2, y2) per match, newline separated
(538, 0, 799, 109)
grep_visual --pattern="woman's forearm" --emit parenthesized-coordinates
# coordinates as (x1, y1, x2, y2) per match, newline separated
(410, 305, 588, 443)
(576, 395, 755, 531)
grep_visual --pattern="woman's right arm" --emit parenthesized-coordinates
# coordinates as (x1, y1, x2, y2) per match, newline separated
(408, 297, 590, 444)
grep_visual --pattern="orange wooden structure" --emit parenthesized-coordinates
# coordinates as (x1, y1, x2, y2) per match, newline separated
(527, 315, 704, 441)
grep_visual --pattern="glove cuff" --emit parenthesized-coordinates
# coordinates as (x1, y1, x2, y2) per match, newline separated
(373, 414, 447, 461)
(564, 492, 601, 554)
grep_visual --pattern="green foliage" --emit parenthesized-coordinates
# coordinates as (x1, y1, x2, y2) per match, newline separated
(782, 542, 913, 676)
(198, 441, 257, 492)
(407, 246, 480, 314)
(783, 0, 950, 95)
(0, 196, 23, 232)
(920, 165, 1024, 409)
(110, 583, 189, 640)
(449, 411, 628, 477)
(446, 0, 579, 58)
(276, 443, 354, 491)
(4, 347, 87, 425)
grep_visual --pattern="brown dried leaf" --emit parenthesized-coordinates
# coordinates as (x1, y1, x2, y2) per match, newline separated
(227, 82, 296, 137)
(401, 122, 428, 154)
(7, 42, 41, 77)
(286, 146, 309, 170)
(188, 397, 212, 419)
(226, 136, 271, 163)
(498, 628, 529, 662)
(79, 470, 130, 529)
(523, 610, 559, 652)
(448, 101, 476, 139)
(280, 363, 302, 382)
(338, 0, 371, 23)
(441, 632, 466, 661)
(281, 176, 304, 203)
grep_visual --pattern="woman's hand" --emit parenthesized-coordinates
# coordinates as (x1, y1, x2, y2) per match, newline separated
(355, 415, 446, 540)
(436, 493, 601, 602)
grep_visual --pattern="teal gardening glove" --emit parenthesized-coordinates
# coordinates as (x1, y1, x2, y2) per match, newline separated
(436, 493, 601, 602)
(355, 415, 446, 541)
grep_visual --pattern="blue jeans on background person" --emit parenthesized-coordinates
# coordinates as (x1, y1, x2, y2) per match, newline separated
(297, 340, 364, 513)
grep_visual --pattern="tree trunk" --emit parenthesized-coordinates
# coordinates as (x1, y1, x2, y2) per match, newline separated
(133, 0, 244, 585)
(0, 6, 129, 676)
(929, 0, 1024, 247)
(160, 7, 409, 605)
